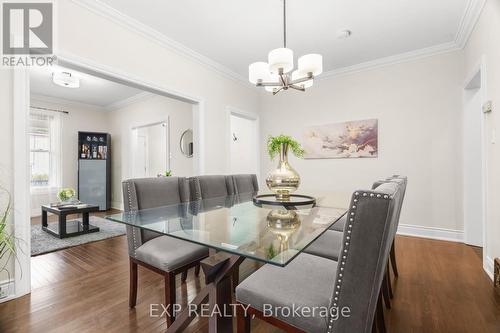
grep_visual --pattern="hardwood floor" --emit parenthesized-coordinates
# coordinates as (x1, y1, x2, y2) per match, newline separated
(0, 235, 499, 332)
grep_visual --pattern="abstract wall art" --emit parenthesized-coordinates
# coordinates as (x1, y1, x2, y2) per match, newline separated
(303, 119, 378, 159)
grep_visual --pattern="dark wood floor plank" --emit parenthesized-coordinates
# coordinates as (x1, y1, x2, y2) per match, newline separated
(1, 232, 499, 332)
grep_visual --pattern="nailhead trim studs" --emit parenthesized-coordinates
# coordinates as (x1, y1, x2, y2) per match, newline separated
(327, 190, 391, 332)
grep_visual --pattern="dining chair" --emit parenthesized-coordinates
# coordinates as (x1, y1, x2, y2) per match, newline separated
(189, 175, 235, 200)
(384, 175, 407, 279)
(236, 181, 404, 333)
(122, 177, 209, 325)
(231, 174, 259, 194)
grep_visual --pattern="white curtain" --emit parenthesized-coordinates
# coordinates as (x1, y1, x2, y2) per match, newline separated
(29, 109, 63, 217)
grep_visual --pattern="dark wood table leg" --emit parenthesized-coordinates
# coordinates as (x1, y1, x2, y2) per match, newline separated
(82, 212, 90, 231)
(41, 208, 48, 228)
(59, 213, 67, 239)
(166, 253, 244, 333)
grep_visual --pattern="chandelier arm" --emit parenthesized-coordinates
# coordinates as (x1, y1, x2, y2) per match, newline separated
(289, 73, 314, 85)
(273, 87, 284, 95)
(289, 84, 305, 92)
(279, 73, 287, 86)
(256, 81, 284, 87)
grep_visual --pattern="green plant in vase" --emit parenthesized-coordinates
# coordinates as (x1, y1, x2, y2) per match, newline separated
(266, 135, 304, 200)
(57, 188, 76, 203)
(165, 170, 172, 177)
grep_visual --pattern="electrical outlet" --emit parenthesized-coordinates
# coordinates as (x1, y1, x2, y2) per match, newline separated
(483, 100, 493, 113)
(0, 285, 9, 299)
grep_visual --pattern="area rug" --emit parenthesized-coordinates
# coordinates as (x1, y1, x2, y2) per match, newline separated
(31, 216, 126, 256)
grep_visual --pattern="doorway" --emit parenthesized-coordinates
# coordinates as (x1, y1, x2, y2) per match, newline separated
(463, 61, 487, 249)
(228, 108, 259, 177)
(132, 120, 170, 178)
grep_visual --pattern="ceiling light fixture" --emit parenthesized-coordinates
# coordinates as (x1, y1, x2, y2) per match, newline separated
(248, 0, 322, 95)
(52, 71, 80, 88)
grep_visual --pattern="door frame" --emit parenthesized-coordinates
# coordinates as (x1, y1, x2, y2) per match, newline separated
(12, 52, 206, 299)
(462, 55, 489, 274)
(226, 106, 260, 180)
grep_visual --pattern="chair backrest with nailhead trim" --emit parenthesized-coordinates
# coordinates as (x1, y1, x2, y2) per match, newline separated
(327, 182, 403, 333)
(121, 177, 191, 257)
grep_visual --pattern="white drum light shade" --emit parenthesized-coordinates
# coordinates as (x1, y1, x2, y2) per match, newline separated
(298, 54, 323, 76)
(292, 70, 313, 88)
(52, 72, 80, 88)
(249, 62, 269, 84)
(268, 48, 294, 74)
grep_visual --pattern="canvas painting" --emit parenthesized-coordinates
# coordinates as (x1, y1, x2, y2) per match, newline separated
(303, 119, 378, 159)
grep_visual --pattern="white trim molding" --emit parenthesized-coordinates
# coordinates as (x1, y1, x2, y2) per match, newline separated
(455, 0, 487, 49)
(71, 0, 249, 86)
(484, 256, 494, 281)
(320, 42, 459, 79)
(13, 68, 31, 298)
(397, 224, 464, 243)
(72, 0, 486, 84)
(105, 92, 154, 111)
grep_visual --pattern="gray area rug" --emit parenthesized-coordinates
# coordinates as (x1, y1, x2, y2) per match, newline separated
(31, 216, 126, 256)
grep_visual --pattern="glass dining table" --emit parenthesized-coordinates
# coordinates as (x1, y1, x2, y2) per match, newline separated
(106, 192, 349, 332)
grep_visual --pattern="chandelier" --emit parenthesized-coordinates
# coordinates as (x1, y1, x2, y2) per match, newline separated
(248, 0, 323, 95)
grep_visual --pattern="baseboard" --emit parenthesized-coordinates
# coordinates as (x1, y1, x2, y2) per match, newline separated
(0, 280, 15, 303)
(484, 256, 494, 281)
(397, 224, 464, 242)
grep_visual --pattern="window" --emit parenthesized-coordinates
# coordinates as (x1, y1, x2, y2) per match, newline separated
(29, 111, 61, 189)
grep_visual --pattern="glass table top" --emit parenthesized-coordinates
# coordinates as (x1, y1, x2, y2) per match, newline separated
(106, 192, 348, 267)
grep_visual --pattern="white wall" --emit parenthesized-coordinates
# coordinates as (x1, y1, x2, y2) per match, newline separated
(0, 70, 14, 283)
(260, 51, 464, 232)
(58, 0, 260, 175)
(108, 94, 194, 208)
(463, 0, 500, 271)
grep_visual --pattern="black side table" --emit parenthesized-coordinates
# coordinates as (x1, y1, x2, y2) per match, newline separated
(41, 204, 100, 239)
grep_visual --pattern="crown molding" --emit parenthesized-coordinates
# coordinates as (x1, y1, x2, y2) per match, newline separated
(455, 0, 487, 49)
(30, 94, 108, 112)
(71, 0, 485, 85)
(105, 91, 154, 111)
(70, 0, 250, 86)
(320, 41, 460, 80)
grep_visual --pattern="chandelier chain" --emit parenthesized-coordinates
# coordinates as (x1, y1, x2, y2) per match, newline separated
(283, 0, 287, 48)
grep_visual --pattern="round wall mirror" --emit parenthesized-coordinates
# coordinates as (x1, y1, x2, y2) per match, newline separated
(180, 129, 194, 158)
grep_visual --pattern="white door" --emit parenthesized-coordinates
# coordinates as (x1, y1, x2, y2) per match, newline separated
(463, 88, 483, 247)
(135, 135, 148, 177)
(230, 114, 258, 175)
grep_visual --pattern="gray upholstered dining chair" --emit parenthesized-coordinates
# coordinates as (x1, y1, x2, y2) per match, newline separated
(231, 174, 259, 194)
(308, 176, 408, 312)
(189, 175, 235, 200)
(122, 177, 209, 326)
(236, 181, 404, 333)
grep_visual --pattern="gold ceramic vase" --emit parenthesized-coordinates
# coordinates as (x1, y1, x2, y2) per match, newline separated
(266, 143, 300, 200)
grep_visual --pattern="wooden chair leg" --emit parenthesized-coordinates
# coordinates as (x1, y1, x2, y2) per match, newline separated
(195, 263, 200, 276)
(376, 292, 387, 333)
(386, 263, 394, 299)
(237, 304, 251, 333)
(232, 266, 240, 291)
(165, 272, 176, 326)
(129, 258, 138, 309)
(382, 273, 391, 309)
(390, 239, 399, 278)
(181, 270, 188, 283)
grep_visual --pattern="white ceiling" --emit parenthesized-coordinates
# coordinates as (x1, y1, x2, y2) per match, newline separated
(30, 65, 144, 108)
(98, 0, 471, 78)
